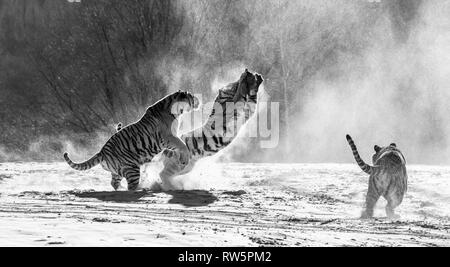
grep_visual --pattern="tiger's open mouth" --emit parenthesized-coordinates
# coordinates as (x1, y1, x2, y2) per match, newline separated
(193, 97, 200, 109)
(247, 90, 258, 104)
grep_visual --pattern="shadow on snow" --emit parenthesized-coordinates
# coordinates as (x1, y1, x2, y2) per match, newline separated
(69, 189, 219, 207)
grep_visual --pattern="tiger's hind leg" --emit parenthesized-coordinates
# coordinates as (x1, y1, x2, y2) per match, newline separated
(385, 201, 400, 220)
(385, 192, 404, 220)
(111, 173, 123, 191)
(361, 179, 381, 219)
(121, 165, 141, 191)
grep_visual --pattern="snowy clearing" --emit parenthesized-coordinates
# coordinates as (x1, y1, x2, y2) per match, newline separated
(0, 162, 449, 247)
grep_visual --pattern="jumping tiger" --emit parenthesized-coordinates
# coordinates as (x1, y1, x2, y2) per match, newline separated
(159, 69, 264, 186)
(64, 91, 200, 191)
(346, 134, 408, 219)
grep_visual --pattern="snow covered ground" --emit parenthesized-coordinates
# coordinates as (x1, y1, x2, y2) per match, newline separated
(0, 162, 449, 247)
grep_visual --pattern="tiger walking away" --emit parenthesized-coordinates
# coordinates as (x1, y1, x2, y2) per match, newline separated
(346, 134, 408, 219)
(64, 91, 200, 191)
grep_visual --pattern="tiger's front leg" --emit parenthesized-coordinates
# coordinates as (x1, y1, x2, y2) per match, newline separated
(159, 152, 196, 191)
(162, 134, 191, 166)
(162, 148, 188, 167)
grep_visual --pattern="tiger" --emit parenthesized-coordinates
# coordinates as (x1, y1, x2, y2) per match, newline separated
(346, 134, 408, 219)
(64, 91, 200, 191)
(159, 69, 264, 184)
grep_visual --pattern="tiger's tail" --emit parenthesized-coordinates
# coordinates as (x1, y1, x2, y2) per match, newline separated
(346, 135, 374, 175)
(64, 152, 103, 171)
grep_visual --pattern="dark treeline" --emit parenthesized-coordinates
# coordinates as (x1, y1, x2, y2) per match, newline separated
(0, 0, 428, 163)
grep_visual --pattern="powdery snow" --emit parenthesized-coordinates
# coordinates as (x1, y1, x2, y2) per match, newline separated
(0, 162, 449, 247)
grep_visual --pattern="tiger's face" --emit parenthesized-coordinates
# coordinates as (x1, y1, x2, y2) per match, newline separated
(372, 143, 406, 166)
(235, 69, 264, 103)
(171, 91, 200, 116)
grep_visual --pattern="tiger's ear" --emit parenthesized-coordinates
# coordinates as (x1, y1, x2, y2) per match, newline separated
(390, 143, 397, 147)
(374, 145, 381, 153)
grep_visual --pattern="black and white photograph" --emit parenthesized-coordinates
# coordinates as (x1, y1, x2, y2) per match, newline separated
(0, 0, 449, 248)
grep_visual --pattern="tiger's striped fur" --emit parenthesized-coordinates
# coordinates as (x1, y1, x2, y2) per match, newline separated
(346, 135, 408, 219)
(64, 91, 199, 191)
(159, 70, 263, 183)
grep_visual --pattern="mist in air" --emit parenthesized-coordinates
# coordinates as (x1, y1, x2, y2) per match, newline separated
(188, 0, 450, 165)
(1, 0, 449, 165)
(287, 0, 450, 165)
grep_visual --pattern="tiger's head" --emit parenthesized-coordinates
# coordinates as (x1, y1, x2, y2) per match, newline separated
(170, 91, 200, 117)
(233, 69, 264, 104)
(372, 143, 406, 166)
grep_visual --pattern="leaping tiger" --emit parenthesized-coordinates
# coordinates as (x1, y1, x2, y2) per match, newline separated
(159, 69, 264, 187)
(64, 91, 199, 191)
(346, 134, 408, 219)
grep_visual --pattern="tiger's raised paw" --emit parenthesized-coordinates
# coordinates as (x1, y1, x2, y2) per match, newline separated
(162, 149, 189, 166)
(162, 148, 176, 159)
